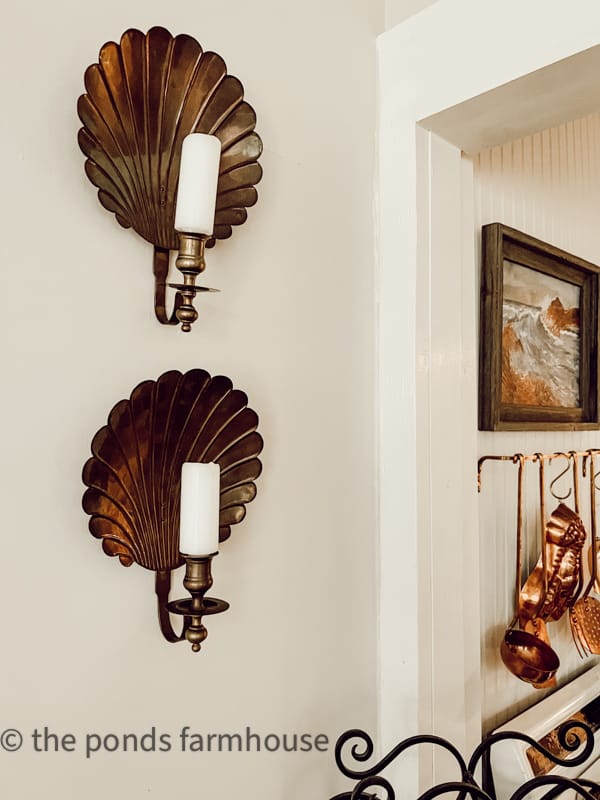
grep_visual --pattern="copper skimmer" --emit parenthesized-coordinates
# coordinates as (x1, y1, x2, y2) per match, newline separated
(570, 451, 600, 655)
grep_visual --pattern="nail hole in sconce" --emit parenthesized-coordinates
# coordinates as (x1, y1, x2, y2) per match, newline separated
(77, 27, 263, 332)
(81, 369, 263, 652)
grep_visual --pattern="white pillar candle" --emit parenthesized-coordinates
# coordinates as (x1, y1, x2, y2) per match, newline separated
(174, 133, 221, 235)
(179, 462, 220, 556)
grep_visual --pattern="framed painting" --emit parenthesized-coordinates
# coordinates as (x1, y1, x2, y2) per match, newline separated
(479, 224, 600, 430)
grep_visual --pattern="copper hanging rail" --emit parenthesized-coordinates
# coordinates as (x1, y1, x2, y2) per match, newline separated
(477, 449, 600, 492)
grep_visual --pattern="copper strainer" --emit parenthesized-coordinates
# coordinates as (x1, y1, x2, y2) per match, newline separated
(500, 456, 560, 686)
(570, 451, 600, 655)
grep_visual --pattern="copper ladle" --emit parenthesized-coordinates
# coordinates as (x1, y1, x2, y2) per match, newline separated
(500, 455, 560, 686)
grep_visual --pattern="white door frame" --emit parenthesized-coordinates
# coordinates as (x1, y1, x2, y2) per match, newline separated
(376, 1, 600, 791)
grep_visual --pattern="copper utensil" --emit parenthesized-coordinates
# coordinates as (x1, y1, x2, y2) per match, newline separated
(523, 456, 560, 688)
(591, 539, 600, 595)
(500, 456, 560, 685)
(590, 460, 600, 595)
(519, 456, 586, 625)
(500, 627, 560, 686)
(566, 451, 589, 657)
(521, 618, 559, 688)
(570, 451, 600, 655)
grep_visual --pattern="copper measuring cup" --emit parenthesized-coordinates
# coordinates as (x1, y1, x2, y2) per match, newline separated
(500, 455, 560, 685)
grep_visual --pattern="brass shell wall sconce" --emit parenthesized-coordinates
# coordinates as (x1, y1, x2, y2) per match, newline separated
(81, 369, 263, 651)
(78, 27, 263, 332)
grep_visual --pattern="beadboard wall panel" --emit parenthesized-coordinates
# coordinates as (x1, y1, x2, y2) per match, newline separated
(474, 111, 600, 733)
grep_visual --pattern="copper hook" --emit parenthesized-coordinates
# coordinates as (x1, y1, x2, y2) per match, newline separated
(568, 450, 581, 514)
(581, 451, 600, 480)
(478, 454, 523, 492)
(548, 452, 573, 502)
(477, 457, 485, 493)
(593, 459, 600, 492)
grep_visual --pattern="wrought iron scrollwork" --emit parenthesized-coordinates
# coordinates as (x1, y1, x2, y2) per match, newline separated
(329, 721, 600, 799)
(334, 729, 470, 783)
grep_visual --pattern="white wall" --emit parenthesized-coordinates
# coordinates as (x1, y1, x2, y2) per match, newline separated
(385, 0, 439, 28)
(0, 1, 381, 798)
(474, 112, 600, 732)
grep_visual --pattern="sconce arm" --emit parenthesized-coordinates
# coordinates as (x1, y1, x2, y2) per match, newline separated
(153, 246, 182, 326)
(155, 569, 189, 643)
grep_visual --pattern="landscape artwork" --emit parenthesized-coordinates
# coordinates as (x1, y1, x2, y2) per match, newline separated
(502, 260, 580, 408)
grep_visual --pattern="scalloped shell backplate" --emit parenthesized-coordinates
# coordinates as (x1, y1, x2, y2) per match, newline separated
(82, 369, 263, 571)
(78, 26, 263, 249)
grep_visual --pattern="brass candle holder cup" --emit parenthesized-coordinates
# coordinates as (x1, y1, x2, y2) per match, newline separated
(165, 554, 229, 652)
(166, 234, 220, 333)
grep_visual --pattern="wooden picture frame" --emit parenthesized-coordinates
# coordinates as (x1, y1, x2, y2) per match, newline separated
(479, 224, 600, 431)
